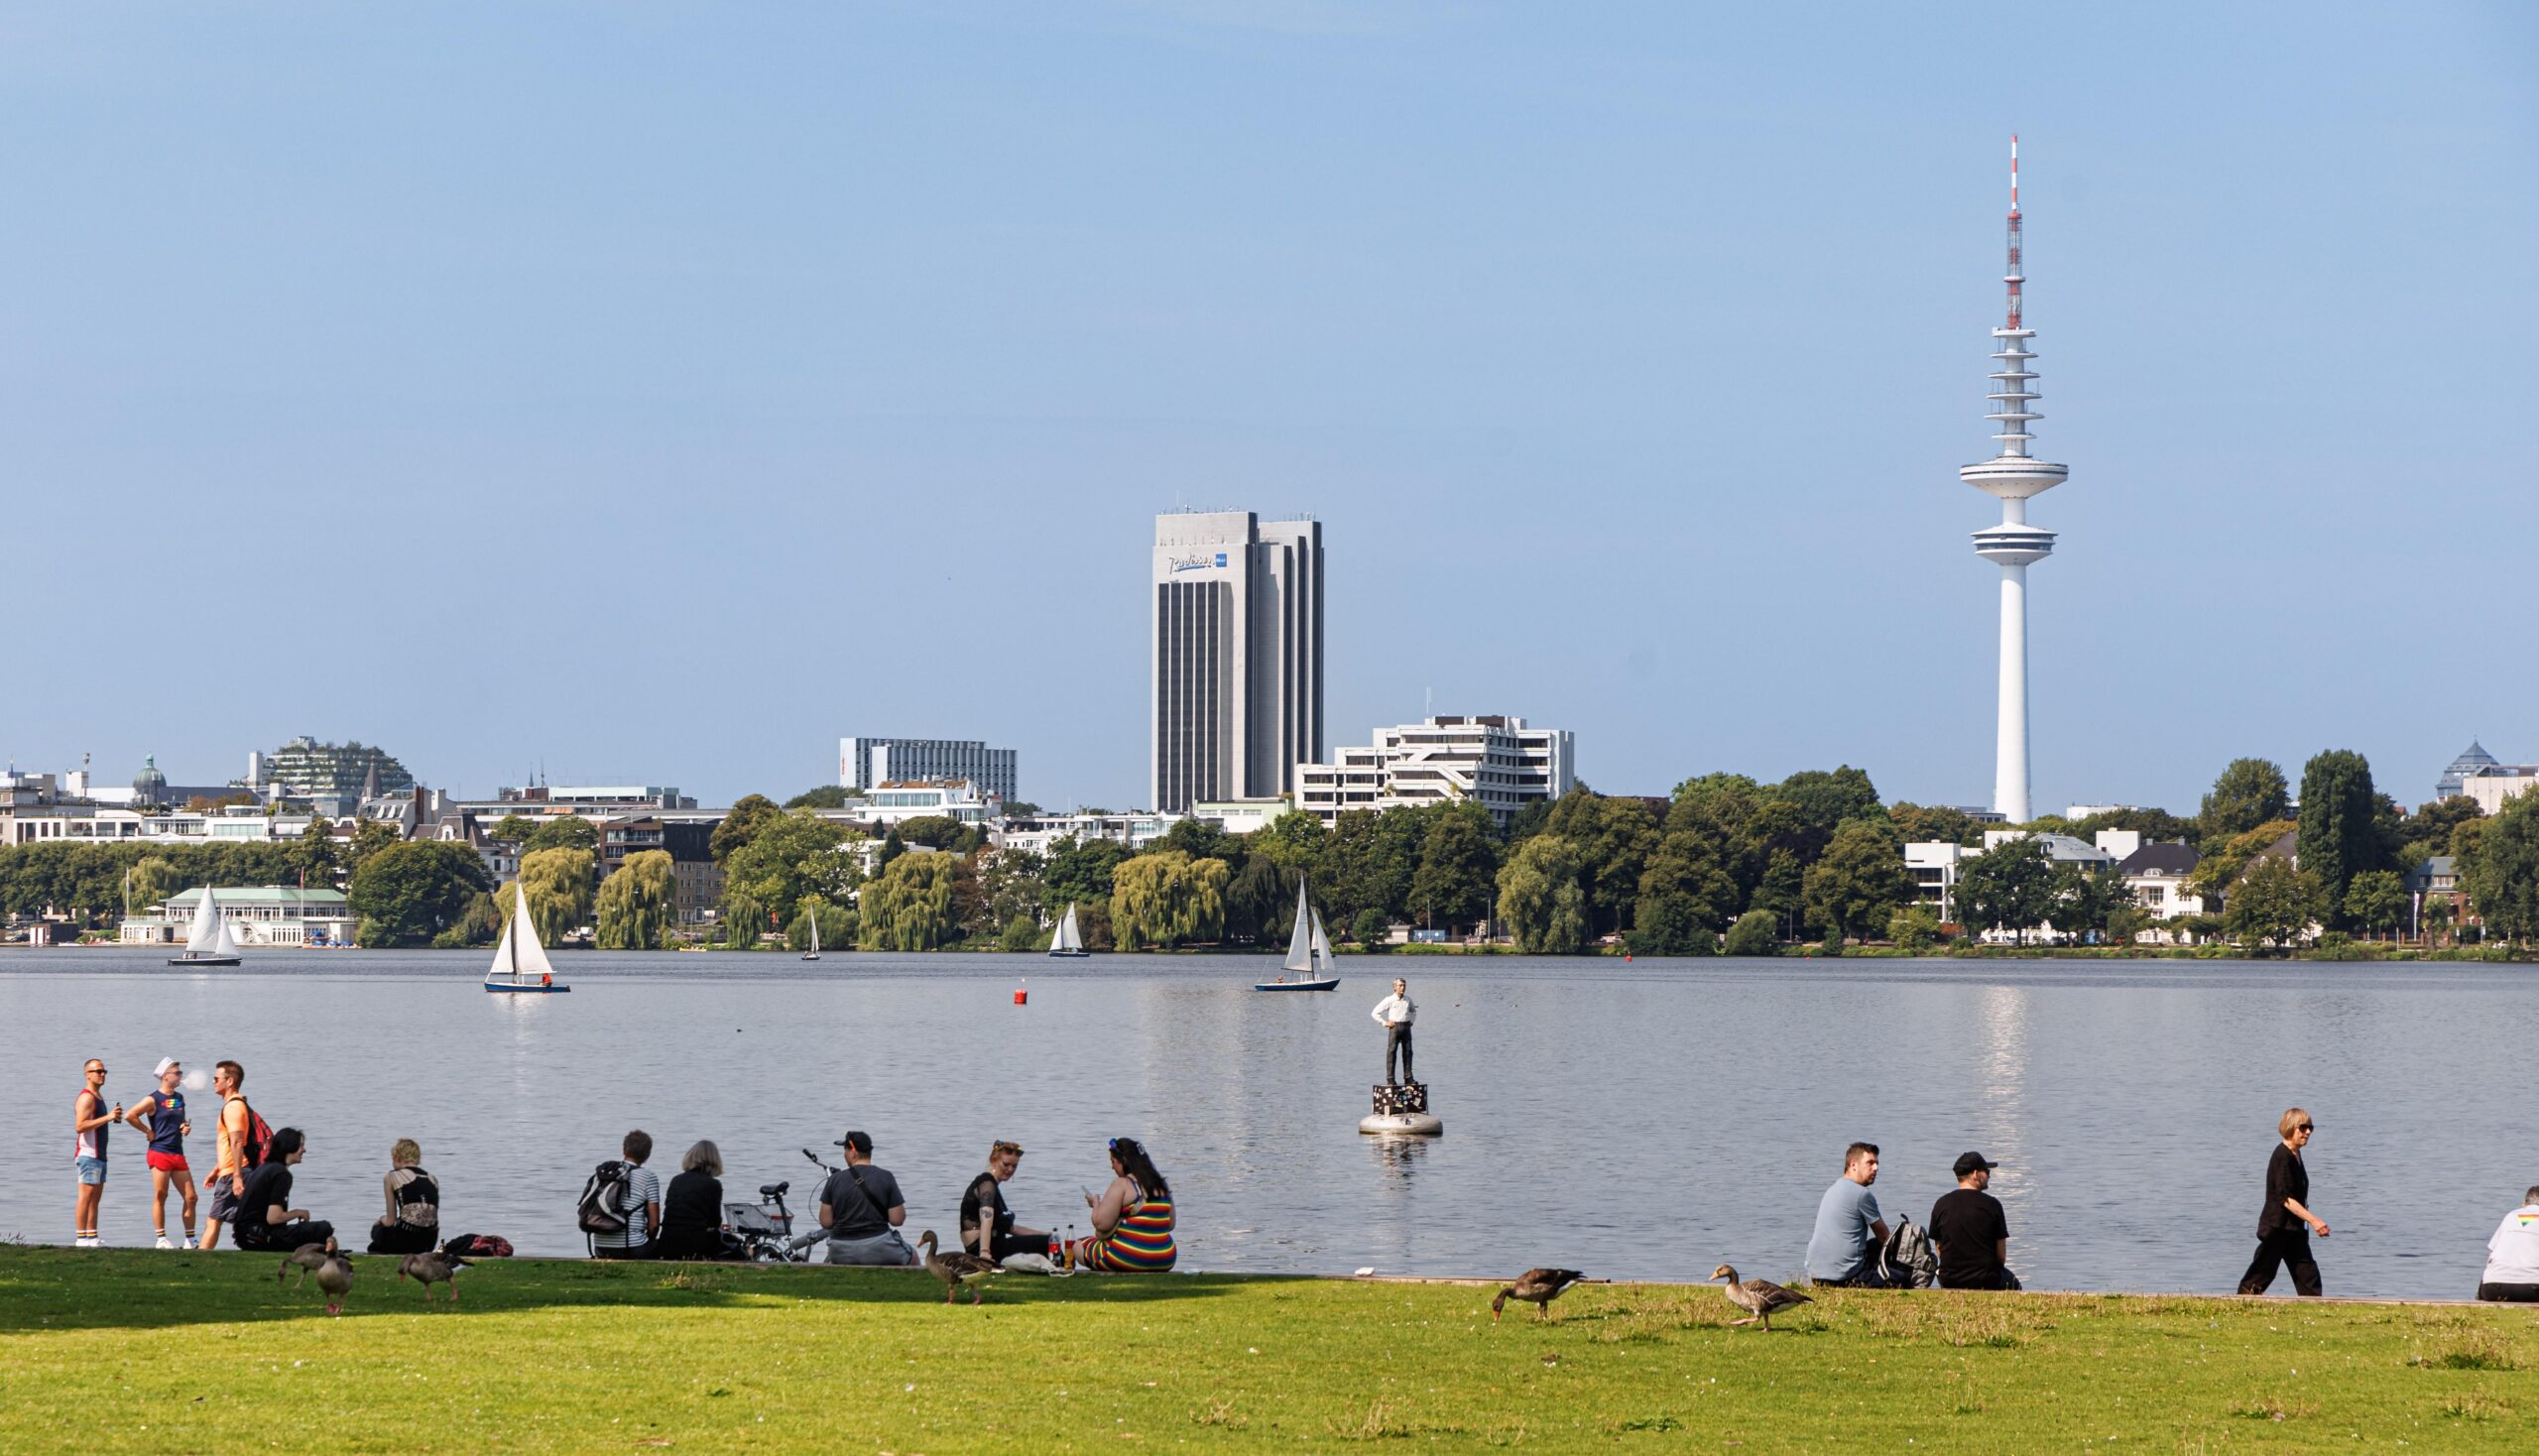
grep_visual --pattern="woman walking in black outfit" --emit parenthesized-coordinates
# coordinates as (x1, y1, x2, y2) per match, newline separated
(2237, 1108, 2328, 1296)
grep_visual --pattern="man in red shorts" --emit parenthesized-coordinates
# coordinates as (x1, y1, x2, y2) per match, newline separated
(124, 1057, 196, 1250)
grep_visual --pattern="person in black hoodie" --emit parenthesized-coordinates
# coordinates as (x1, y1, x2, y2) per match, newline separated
(2237, 1108, 2327, 1296)
(657, 1141, 741, 1261)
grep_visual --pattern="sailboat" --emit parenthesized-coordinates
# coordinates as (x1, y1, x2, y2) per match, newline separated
(167, 887, 242, 967)
(484, 882, 568, 994)
(1046, 903, 1089, 958)
(801, 906, 822, 962)
(1253, 881, 1340, 992)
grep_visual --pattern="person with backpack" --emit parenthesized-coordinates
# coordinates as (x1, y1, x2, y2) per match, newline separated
(816, 1131, 915, 1266)
(583, 1130, 662, 1259)
(198, 1060, 270, 1252)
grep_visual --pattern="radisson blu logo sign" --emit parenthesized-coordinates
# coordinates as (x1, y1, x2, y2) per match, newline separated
(1169, 552, 1228, 573)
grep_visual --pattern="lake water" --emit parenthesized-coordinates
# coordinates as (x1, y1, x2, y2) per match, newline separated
(2, 949, 2528, 1299)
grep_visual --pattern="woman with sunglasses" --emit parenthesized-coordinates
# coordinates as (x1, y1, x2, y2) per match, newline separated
(2237, 1108, 2328, 1296)
(1064, 1137, 1176, 1273)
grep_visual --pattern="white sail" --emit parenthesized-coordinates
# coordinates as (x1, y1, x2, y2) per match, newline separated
(808, 908, 820, 954)
(184, 888, 223, 954)
(210, 902, 242, 958)
(1052, 903, 1084, 953)
(1283, 881, 1315, 975)
(492, 882, 555, 983)
(1310, 908, 1335, 971)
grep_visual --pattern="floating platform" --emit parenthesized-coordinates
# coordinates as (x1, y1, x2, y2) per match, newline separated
(1359, 1081, 1442, 1137)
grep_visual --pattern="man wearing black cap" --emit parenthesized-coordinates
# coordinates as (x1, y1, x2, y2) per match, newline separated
(817, 1131, 915, 1267)
(1928, 1152, 2019, 1290)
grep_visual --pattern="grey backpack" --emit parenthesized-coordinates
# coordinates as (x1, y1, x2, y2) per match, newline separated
(1879, 1217, 1939, 1288)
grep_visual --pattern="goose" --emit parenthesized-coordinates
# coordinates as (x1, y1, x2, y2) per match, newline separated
(916, 1230, 1002, 1304)
(1491, 1268, 1585, 1322)
(276, 1243, 334, 1288)
(1711, 1264, 1810, 1331)
(311, 1250, 355, 1317)
(397, 1249, 470, 1305)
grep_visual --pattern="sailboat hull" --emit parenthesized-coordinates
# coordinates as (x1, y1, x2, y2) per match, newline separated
(168, 954, 241, 968)
(484, 980, 570, 994)
(1251, 977, 1339, 992)
(1046, 948, 1090, 959)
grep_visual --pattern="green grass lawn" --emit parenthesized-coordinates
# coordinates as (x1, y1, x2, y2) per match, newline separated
(3, 1245, 2533, 1453)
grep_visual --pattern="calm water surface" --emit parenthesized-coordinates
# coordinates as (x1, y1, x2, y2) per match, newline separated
(2, 949, 2529, 1299)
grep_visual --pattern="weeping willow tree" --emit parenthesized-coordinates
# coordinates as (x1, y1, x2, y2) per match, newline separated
(1109, 850, 1230, 950)
(498, 846, 596, 946)
(594, 850, 677, 950)
(786, 895, 856, 952)
(1495, 834, 1588, 954)
(857, 852, 959, 951)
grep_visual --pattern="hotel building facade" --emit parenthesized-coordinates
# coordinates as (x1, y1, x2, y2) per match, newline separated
(1149, 511, 1323, 813)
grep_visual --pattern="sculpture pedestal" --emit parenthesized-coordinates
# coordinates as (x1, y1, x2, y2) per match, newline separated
(1359, 1081, 1442, 1136)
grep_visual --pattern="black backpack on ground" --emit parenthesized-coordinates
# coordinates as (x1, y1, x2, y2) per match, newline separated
(577, 1160, 635, 1236)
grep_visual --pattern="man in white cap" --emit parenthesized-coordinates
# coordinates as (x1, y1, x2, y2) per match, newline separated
(123, 1058, 197, 1249)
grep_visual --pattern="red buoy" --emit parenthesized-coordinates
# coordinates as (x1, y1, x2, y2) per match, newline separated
(1014, 980, 1028, 1006)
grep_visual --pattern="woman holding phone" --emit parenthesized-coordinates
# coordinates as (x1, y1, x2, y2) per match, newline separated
(1064, 1137, 1176, 1273)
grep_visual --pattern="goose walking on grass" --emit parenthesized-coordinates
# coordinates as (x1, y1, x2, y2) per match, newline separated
(277, 1243, 335, 1288)
(1712, 1264, 1810, 1331)
(397, 1249, 470, 1305)
(917, 1230, 1002, 1304)
(308, 1249, 356, 1316)
(1491, 1268, 1585, 1322)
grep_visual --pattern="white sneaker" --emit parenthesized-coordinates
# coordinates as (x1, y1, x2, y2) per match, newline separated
(156, 1235, 176, 1250)
(74, 1237, 96, 1249)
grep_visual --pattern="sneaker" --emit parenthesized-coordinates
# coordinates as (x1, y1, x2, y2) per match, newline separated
(156, 1235, 176, 1250)
(74, 1237, 96, 1249)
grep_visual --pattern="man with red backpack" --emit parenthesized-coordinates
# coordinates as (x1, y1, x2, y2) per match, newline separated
(197, 1060, 271, 1252)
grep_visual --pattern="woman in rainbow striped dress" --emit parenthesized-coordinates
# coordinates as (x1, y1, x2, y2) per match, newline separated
(1066, 1137, 1176, 1273)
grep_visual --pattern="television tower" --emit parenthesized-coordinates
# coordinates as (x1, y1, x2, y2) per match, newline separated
(1960, 135, 2067, 825)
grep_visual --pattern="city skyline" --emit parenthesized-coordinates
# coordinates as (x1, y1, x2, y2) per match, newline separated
(2, 6, 2531, 814)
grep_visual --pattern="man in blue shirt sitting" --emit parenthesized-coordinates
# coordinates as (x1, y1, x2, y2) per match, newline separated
(1806, 1142, 1893, 1287)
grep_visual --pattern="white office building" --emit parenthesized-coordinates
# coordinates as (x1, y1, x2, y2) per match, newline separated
(854, 780, 1003, 830)
(993, 811, 1180, 858)
(840, 738, 1018, 803)
(1293, 716, 1574, 827)
(1150, 510, 1323, 813)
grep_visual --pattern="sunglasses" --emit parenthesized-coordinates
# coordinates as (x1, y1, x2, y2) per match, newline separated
(86, 1066, 107, 1075)
(2294, 1123, 2315, 1133)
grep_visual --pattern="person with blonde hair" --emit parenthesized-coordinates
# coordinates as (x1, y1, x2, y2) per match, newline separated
(367, 1138, 440, 1255)
(658, 1140, 739, 1261)
(2237, 1108, 2327, 1296)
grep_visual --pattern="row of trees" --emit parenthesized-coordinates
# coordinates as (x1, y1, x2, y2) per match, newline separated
(22, 745, 2539, 956)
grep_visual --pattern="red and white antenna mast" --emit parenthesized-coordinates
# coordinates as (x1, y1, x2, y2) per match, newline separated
(2004, 134, 2023, 330)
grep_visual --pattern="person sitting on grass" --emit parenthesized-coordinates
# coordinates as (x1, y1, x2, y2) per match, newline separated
(2477, 1183, 2539, 1303)
(657, 1141, 744, 1262)
(233, 1128, 335, 1253)
(1064, 1137, 1176, 1273)
(962, 1141, 1055, 1263)
(366, 1139, 440, 1255)
(817, 1131, 915, 1267)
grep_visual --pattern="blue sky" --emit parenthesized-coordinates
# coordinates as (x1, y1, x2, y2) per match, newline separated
(2, 3, 2532, 813)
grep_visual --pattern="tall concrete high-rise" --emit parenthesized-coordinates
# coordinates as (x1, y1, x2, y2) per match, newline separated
(1149, 510, 1323, 812)
(1960, 137, 2069, 825)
